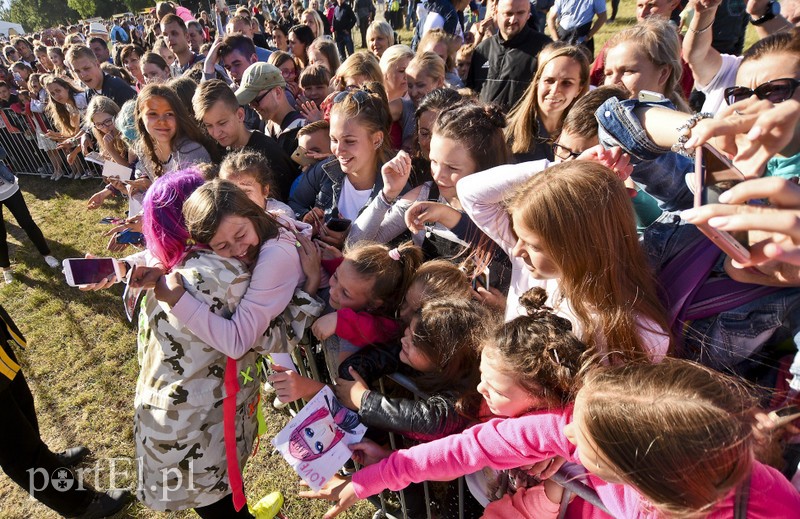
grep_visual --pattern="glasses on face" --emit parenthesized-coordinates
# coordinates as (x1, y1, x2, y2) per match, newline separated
(249, 89, 269, 107)
(93, 118, 115, 130)
(552, 142, 581, 161)
(724, 78, 800, 105)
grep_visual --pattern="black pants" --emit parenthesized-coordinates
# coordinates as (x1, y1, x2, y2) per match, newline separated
(0, 371, 94, 517)
(194, 492, 255, 518)
(609, 0, 619, 19)
(358, 16, 369, 47)
(0, 189, 51, 268)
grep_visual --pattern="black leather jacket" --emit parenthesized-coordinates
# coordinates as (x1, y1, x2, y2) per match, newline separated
(339, 343, 472, 442)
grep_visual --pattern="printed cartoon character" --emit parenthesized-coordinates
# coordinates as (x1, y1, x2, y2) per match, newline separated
(288, 395, 360, 461)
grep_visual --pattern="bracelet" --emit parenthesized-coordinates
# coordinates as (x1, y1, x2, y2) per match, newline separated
(671, 112, 713, 157)
(687, 18, 714, 34)
(379, 190, 396, 206)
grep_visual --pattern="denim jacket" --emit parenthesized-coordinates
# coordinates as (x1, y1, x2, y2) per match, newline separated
(595, 96, 694, 212)
(596, 97, 800, 394)
(288, 156, 386, 220)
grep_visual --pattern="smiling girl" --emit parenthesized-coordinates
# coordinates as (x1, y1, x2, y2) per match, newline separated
(505, 42, 590, 162)
(406, 51, 445, 107)
(289, 83, 393, 248)
(134, 83, 215, 179)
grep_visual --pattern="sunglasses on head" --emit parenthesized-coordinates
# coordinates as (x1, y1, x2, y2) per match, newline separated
(332, 88, 370, 105)
(724, 78, 800, 105)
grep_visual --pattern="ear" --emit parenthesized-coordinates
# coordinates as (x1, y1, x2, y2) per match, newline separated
(236, 106, 245, 122)
(656, 65, 670, 89)
(372, 130, 384, 149)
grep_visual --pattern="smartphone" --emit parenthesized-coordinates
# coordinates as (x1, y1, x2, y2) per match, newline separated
(471, 267, 490, 291)
(63, 258, 123, 287)
(693, 144, 751, 264)
(325, 217, 351, 233)
(638, 90, 666, 102)
(116, 229, 144, 245)
(767, 405, 800, 428)
(291, 146, 317, 167)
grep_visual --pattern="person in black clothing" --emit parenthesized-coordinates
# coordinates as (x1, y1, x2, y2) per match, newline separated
(354, 0, 376, 48)
(64, 45, 136, 107)
(333, 0, 358, 58)
(194, 80, 299, 200)
(0, 305, 132, 518)
(465, 0, 551, 110)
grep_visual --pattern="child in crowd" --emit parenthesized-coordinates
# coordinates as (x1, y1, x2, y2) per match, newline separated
(455, 44, 474, 83)
(307, 358, 800, 518)
(41, 74, 86, 179)
(307, 37, 341, 74)
(85, 95, 131, 167)
(133, 83, 214, 179)
(458, 158, 671, 363)
(26, 73, 63, 180)
(298, 63, 332, 122)
(295, 120, 331, 172)
(218, 149, 295, 222)
(406, 52, 445, 107)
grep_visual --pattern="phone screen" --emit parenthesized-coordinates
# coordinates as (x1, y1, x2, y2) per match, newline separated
(65, 258, 117, 285)
(700, 146, 746, 205)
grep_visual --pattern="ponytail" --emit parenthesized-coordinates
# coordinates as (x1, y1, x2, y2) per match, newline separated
(345, 241, 424, 316)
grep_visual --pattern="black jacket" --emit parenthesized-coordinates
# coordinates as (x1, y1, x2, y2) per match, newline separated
(333, 3, 357, 34)
(466, 25, 551, 111)
(339, 344, 472, 442)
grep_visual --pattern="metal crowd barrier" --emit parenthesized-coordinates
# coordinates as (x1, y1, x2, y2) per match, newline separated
(281, 335, 610, 518)
(0, 107, 96, 178)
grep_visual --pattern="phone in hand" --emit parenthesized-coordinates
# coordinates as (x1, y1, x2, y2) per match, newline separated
(471, 267, 490, 291)
(325, 217, 352, 233)
(291, 146, 317, 167)
(767, 405, 800, 428)
(116, 228, 144, 245)
(63, 258, 123, 287)
(693, 144, 751, 264)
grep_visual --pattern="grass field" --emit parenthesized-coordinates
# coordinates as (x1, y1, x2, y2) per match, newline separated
(0, 4, 759, 518)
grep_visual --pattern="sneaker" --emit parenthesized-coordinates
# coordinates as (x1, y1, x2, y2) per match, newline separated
(3, 269, 13, 284)
(52, 171, 63, 181)
(250, 491, 283, 519)
(80, 172, 94, 180)
(44, 255, 60, 268)
(55, 445, 90, 467)
(77, 489, 132, 519)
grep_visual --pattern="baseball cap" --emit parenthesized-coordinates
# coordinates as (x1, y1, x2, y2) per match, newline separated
(234, 62, 286, 105)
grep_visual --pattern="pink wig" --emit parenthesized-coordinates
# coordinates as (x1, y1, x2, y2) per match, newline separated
(142, 168, 205, 270)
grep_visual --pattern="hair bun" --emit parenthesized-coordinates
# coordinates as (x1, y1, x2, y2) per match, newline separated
(483, 104, 507, 128)
(519, 287, 573, 332)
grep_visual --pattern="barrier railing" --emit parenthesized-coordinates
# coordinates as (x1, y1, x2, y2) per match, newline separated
(0, 107, 96, 179)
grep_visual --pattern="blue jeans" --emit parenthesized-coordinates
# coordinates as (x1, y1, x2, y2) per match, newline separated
(335, 31, 354, 58)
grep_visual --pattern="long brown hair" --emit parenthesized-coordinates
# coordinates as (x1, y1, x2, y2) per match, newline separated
(134, 83, 215, 177)
(41, 74, 83, 134)
(411, 298, 488, 413)
(183, 178, 281, 246)
(505, 42, 590, 155)
(506, 161, 670, 364)
(581, 359, 757, 518)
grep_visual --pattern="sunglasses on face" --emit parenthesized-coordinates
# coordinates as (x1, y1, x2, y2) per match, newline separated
(724, 78, 800, 105)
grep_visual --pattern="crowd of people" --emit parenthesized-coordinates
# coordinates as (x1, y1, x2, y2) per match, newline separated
(2, 0, 800, 517)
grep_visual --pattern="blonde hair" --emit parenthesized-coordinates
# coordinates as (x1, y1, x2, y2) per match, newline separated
(301, 9, 326, 39)
(308, 37, 341, 73)
(330, 82, 394, 163)
(366, 20, 394, 53)
(505, 42, 590, 155)
(581, 359, 757, 518)
(334, 51, 383, 90)
(85, 95, 126, 159)
(379, 44, 414, 75)
(407, 51, 445, 84)
(506, 161, 670, 364)
(605, 17, 689, 112)
(418, 28, 460, 71)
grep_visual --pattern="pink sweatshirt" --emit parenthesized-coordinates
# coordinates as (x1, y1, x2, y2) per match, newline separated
(170, 225, 305, 359)
(351, 409, 800, 518)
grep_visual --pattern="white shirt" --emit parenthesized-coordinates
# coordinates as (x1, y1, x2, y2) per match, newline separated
(337, 177, 372, 220)
(697, 54, 742, 115)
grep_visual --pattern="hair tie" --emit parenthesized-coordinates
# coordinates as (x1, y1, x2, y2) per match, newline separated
(388, 248, 401, 261)
(186, 238, 196, 247)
